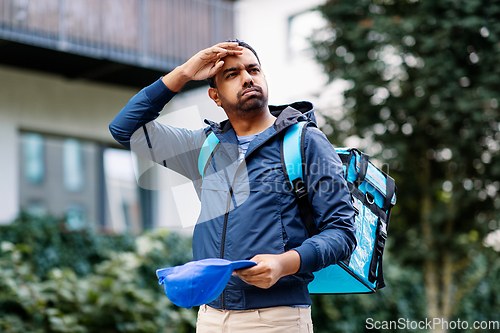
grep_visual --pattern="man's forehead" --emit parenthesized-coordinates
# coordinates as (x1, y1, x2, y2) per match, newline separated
(221, 48, 259, 70)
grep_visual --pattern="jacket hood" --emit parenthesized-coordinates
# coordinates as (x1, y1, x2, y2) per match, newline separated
(204, 101, 317, 134)
(269, 101, 316, 133)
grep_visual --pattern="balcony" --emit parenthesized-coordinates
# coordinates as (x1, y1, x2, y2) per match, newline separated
(0, 0, 236, 88)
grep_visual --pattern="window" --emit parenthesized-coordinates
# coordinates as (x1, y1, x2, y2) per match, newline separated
(23, 133, 44, 184)
(103, 148, 144, 233)
(66, 204, 87, 231)
(26, 201, 47, 217)
(19, 132, 153, 233)
(63, 138, 84, 192)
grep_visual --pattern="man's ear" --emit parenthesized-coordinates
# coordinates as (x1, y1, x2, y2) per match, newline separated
(208, 88, 222, 107)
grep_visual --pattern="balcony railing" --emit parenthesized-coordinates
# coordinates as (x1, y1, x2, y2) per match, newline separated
(0, 0, 235, 72)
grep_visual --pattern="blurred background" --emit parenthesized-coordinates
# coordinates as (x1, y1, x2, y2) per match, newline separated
(0, 0, 499, 332)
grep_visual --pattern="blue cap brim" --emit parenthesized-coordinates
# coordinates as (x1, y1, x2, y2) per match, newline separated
(156, 258, 257, 309)
(230, 260, 257, 270)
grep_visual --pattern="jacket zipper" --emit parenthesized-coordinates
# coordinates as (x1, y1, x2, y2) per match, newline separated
(216, 126, 292, 310)
(220, 185, 234, 310)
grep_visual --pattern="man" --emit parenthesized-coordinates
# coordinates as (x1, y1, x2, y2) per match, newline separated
(109, 40, 356, 332)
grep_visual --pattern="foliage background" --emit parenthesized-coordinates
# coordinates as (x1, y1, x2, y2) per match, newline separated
(309, 0, 500, 332)
(0, 213, 195, 333)
(2, 0, 500, 332)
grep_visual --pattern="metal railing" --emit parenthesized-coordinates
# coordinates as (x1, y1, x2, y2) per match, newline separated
(0, 0, 235, 71)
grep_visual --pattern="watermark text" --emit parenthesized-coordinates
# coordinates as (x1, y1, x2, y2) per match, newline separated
(366, 317, 499, 331)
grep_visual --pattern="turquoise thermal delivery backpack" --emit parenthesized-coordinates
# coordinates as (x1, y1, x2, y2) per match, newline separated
(198, 121, 397, 294)
(283, 121, 396, 294)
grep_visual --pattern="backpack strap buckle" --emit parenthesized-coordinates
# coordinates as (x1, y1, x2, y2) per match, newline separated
(293, 179, 308, 199)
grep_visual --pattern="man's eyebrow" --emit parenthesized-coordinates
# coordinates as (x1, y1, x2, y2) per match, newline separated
(222, 64, 261, 76)
(222, 67, 238, 76)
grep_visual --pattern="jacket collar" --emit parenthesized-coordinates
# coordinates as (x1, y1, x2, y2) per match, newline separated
(204, 101, 316, 136)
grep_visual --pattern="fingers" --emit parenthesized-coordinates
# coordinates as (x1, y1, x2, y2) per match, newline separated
(208, 46, 243, 58)
(208, 60, 225, 77)
(215, 42, 245, 51)
(233, 256, 280, 289)
(235, 264, 267, 277)
(200, 46, 242, 65)
(233, 262, 273, 281)
(211, 42, 244, 56)
(234, 268, 275, 289)
(225, 48, 244, 56)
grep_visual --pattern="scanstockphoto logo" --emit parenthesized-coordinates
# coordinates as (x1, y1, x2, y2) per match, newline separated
(126, 102, 391, 227)
(259, 156, 391, 198)
(128, 104, 249, 228)
(366, 317, 500, 331)
(259, 157, 350, 196)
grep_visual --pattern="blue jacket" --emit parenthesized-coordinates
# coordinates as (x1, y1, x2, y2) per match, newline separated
(109, 78, 357, 310)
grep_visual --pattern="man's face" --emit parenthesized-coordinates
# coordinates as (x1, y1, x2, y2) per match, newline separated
(210, 48, 268, 114)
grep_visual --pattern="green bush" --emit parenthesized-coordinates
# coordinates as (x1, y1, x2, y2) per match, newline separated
(0, 212, 137, 279)
(0, 213, 196, 333)
(2, 213, 498, 332)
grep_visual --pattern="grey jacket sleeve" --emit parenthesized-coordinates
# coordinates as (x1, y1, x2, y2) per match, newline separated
(109, 78, 206, 181)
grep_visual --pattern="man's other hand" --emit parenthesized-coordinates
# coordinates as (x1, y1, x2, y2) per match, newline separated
(233, 251, 301, 289)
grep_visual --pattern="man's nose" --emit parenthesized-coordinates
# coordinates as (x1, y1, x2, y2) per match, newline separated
(242, 70, 253, 87)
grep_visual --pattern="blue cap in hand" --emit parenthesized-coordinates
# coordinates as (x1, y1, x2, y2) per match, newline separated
(156, 258, 257, 309)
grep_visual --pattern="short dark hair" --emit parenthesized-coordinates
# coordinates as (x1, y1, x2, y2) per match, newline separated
(207, 39, 261, 88)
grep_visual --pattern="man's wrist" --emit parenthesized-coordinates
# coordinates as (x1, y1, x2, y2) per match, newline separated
(161, 65, 190, 92)
(278, 250, 301, 277)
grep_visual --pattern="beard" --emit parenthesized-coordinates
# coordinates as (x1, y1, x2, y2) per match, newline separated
(220, 84, 268, 114)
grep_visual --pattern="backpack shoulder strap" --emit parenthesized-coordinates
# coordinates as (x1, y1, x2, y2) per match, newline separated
(282, 121, 319, 237)
(198, 131, 220, 179)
